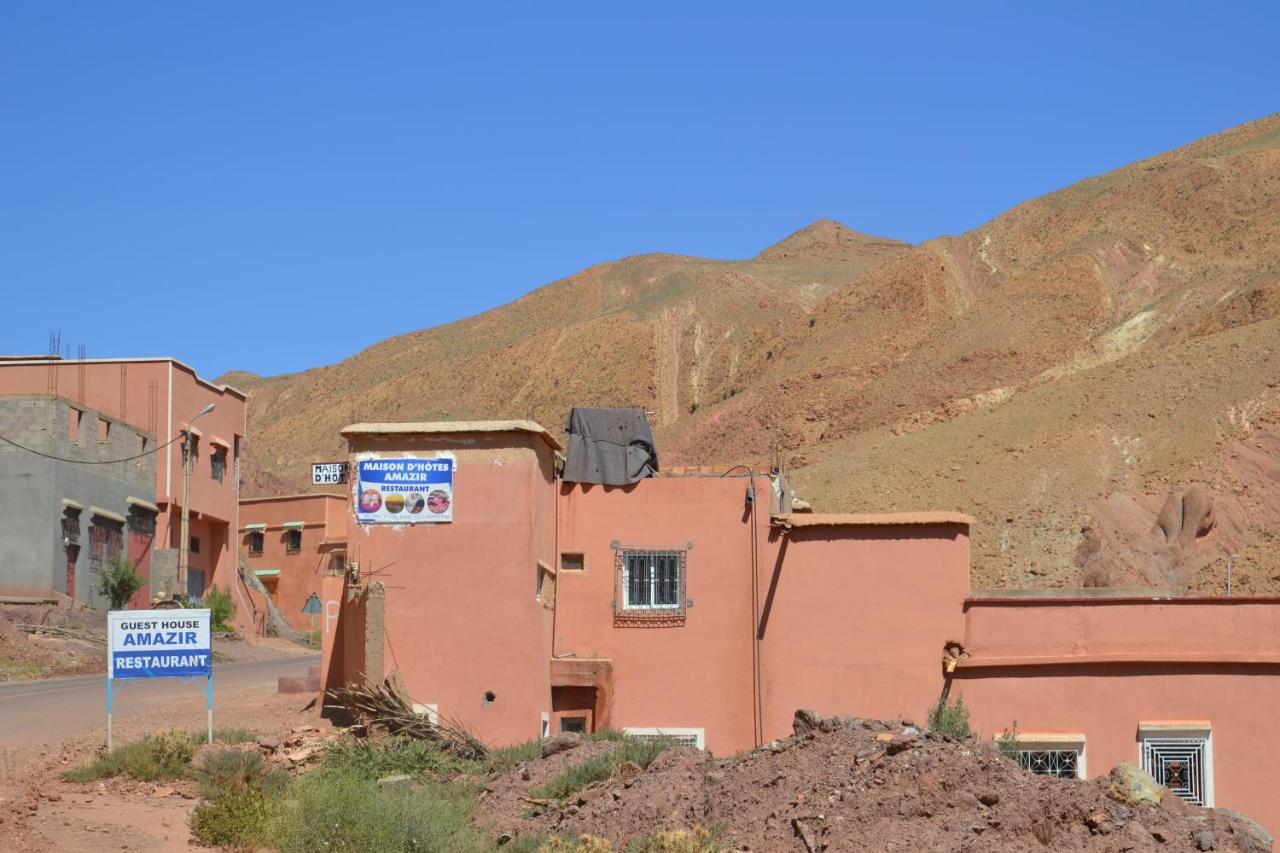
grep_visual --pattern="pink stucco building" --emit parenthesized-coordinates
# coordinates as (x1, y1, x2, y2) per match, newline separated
(320, 420, 1280, 834)
(0, 356, 246, 604)
(239, 493, 346, 633)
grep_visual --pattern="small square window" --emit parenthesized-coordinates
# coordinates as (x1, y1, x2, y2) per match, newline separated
(286, 529, 302, 552)
(621, 550, 684, 610)
(1140, 726, 1211, 806)
(560, 716, 587, 734)
(248, 531, 264, 556)
(560, 551, 586, 572)
(190, 536, 201, 554)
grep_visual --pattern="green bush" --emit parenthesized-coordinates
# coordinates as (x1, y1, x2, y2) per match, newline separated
(321, 735, 475, 780)
(190, 747, 288, 848)
(926, 694, 973, 739)
(270, 770, 486, 853)
(996, 721, 1022, 761)
(533, 736, 674, 801)
(98, 555, 145, 610)
(63, 729, 196, 782)
(204, 584, 237, 631)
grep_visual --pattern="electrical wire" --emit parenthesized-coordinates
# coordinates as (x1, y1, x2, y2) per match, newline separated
(0, 430, 183, 465)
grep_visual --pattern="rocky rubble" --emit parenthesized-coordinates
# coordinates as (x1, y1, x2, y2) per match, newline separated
(479, 711, 1274, 852)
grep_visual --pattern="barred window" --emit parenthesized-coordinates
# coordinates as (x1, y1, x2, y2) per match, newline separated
(623, 550, 682, 609)
(211, 449, 226, 482)
(1141, 731, 1210, 806)
(286, 529, 302, 552)
(248, 531, 264, 556)
(1018, 749, 1080, 779)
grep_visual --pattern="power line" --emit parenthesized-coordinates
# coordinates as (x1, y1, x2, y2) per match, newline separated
(0, 431, 183, 465)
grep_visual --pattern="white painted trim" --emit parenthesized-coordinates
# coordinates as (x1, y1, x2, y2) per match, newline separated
(165, 362, 173, 499)
(541, 712, 551, 738)
(623, 727, 705, 749)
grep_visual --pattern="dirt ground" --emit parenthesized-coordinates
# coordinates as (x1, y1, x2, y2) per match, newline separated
(480, 714, 1273, 852)
(0, 686, 327, 852)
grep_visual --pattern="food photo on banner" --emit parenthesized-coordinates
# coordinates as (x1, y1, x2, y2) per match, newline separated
(356, 455, 454, 523)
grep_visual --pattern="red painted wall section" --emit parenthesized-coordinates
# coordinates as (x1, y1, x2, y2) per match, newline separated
(343, 428, 556, 747)
(555, 477, 759, 755)
(756, 523, 969, 739)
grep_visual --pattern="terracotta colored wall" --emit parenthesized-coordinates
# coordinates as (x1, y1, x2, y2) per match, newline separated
(756, 523, 970, 741)
(240, 494, 345, 630)
(554, 477, 760, 755)
(343, 431, 556, 746)
(955, 598, 1280, 835)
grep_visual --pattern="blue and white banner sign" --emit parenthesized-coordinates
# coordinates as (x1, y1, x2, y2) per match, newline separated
(356, 456, 454, 524)
(108, 609, 211, 680)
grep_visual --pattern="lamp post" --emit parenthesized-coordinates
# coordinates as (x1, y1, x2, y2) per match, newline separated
(178, 403, 216, 599)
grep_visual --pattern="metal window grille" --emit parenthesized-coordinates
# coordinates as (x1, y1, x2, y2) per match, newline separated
(128, 508, 156, 537)
(211, 450, 226, 482)
(1018, 749, 1079, 779)
(249, 531, 264, 556)
(1141, 737, 1207, 806)
(618, 550, 685, 611)
(286, 529, 302, 552)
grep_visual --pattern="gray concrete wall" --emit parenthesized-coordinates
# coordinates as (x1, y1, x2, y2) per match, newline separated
(0, 396, 156, 608)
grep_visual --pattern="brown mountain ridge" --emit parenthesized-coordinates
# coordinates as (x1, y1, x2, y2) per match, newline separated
(230, 114, 1280, 592)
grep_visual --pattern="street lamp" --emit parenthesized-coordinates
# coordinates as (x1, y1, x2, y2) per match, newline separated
(178, 403, 216, 599)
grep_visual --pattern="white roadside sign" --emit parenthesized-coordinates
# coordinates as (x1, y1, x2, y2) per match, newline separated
(312, 462, 349, 485)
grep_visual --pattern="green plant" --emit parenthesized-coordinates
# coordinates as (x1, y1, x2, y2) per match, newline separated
(269, 770, 487, 853)
(540, 836, 613, 853)
(63, 729, 197, 782)
(204, 584, 237, 631)
(205, 727, 258, 745)
(997, 721, 1022, 762)
(532, 736, 674, 801)
(190, 747, 289, 848)
(926, 694, 973, 739)
(321, 735, 475, 780)
(98, 554, 145, 610)
(488, 738, 544, 773)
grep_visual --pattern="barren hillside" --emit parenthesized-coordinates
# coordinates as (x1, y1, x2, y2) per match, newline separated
(232, 115, 1280, 591)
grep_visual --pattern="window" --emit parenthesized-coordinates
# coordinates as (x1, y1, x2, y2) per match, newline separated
(190, 535, 201, 554)
(128, 507, 156, 537)
(1005, 735, 1084, 779)
(248, 531, 264, 556)
(88, 518, 124, 574)
(560, 551, 586, 572)
(286, 529, 302, 552)
(621, 550, 684, 610)
(1140, 725, 1211, 806)
(211, 449, 226, 482)
(62, 507, 81, 544)
(622, 727, 705, 750)
(560, 716, 587, 734)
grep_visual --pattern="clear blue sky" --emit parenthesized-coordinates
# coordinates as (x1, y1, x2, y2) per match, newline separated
(3, 2, 1277, 379)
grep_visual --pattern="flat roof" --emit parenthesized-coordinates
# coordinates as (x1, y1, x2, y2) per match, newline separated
(341, 420, 562, 451)
(0, 356, 246, 399)
(773, 511, 974, 528)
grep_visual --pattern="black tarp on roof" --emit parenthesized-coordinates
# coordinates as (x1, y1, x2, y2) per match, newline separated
(562, 407, 659, 485)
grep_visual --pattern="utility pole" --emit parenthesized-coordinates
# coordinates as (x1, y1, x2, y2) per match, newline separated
(177, 403, 215, 599)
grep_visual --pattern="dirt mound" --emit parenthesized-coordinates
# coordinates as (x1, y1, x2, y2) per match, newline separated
(0, 602, 106, 680)
(479, 716, 1272, 851)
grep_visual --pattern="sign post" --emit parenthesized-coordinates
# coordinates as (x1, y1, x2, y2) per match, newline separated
(302, 592, 322, 637)
(107, 608, 213, 750)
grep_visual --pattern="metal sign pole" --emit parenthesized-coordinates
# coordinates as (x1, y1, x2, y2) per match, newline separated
(106, 675, 113, 751)
(206, 672, 213, 744)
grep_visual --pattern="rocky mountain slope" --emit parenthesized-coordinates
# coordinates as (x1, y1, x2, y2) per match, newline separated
(231, 115, 1280, 591)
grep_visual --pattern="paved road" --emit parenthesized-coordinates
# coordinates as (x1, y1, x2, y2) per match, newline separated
(0, 655, 320, 748)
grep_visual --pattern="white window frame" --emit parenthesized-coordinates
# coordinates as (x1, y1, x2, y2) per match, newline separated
(623, 726, 705, 750)
(1138, 722, 1213, 807)
(1000, 733, 1086, 779)
(620, 550, 684, 611)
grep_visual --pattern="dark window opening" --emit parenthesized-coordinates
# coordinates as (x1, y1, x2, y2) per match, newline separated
(248, 531, 264, 556)
(190, 535, 201, 554)
(211, 449, 226, 482)
(560, 716, 587, 734)
(286, 529, 302, 552)
(560, 551, 586, 572)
